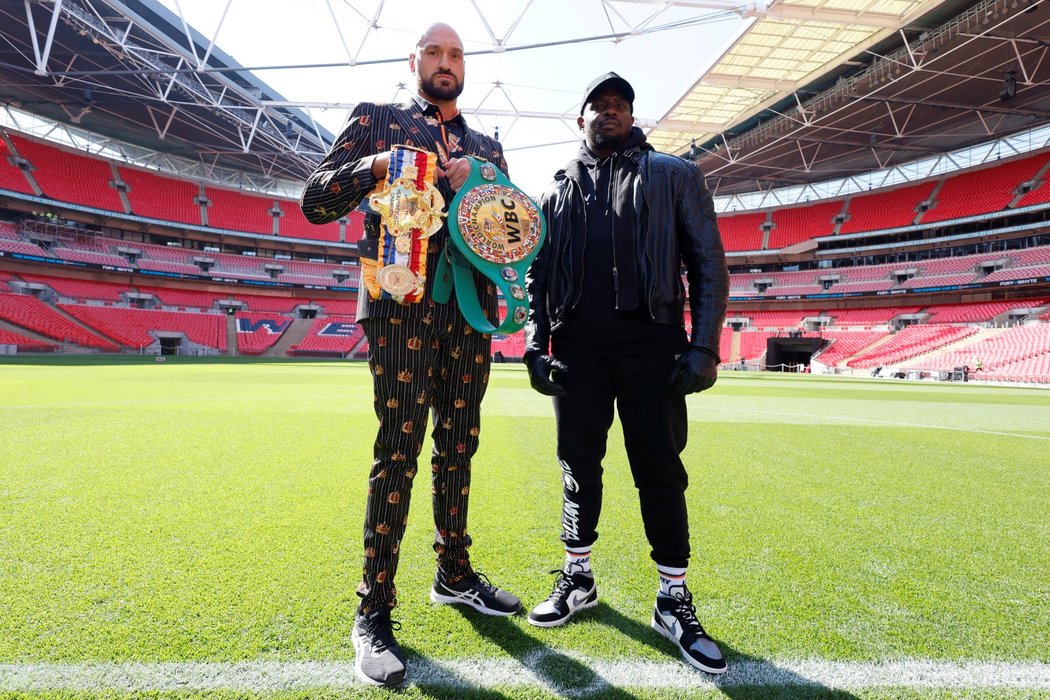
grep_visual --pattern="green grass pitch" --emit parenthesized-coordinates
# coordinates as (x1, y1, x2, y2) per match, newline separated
(1, 357, 1048, 699)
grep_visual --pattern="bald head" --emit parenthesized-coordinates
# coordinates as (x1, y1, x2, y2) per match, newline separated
(416, 23, 462, 50)
(410, 22, 465, 110)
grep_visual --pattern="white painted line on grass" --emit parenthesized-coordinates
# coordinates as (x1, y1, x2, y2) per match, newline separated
(713, 405, 1050, 441)
(2, 657, 1050, 695)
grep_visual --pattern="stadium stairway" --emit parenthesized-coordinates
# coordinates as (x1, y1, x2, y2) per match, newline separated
(2, 304, 123, 352)
(225, 315, 237, 357)
(727, 331, 741, 362)
(900, 327, 1002, 367)
(0, 316, 56, 348)
(830, 331, 897, 368)
(49, 303, 126, 352)
(265, 317, 312, 357)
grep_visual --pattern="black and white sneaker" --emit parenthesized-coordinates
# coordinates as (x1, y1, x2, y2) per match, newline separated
(528, 569, 598, 627)
(351, 608, 407, 687)
(651, 588, 727, 675)
(429, 571, 522, 616)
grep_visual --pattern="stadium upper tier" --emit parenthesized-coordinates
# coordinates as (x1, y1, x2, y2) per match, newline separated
(1, 130, 1049, 253)
(714, 149, 1050, 251)
(2, 132, 358, 245)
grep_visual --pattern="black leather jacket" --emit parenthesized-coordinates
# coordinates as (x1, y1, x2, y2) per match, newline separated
(524, 141, 729, 359)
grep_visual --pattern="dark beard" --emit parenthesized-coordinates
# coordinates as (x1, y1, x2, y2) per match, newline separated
(591, 130, 627, 151)
(420, 73, 463, 102)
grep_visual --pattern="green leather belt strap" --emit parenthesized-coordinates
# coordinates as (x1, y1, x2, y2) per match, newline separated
(432, 157, 546, 335)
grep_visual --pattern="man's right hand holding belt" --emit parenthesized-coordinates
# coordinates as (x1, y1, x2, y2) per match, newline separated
(372, 154, 471, 192)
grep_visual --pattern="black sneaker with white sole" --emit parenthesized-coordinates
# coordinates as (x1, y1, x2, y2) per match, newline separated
(429, 571, 522, 616)
(651, 588, 727, 675)
(528, 569, 598, 627)
(351, 608, 407, 687)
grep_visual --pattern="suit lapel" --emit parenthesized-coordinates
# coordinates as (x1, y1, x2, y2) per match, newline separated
(387, 102, 437, 155)
(387, 100, 488, 163)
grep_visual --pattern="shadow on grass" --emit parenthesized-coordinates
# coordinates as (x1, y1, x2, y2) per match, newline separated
(398, 640, 516, 700)
(457, 612, 641, 699)
(591, 603, 860, 699)
(360, 605, 863, 699)
(462, 601, 857, 699)
(588, 601, 665, 651)
(711, 641, 863, 700)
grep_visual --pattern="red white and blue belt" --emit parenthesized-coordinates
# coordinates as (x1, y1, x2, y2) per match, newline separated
(365, 145, 444, 303)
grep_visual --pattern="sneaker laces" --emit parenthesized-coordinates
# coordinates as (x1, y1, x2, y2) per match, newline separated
(469, 571, 500, 595)
(359, 613, 402, 654)
(547, 569, 576, 601)
(669, 593, 706, 636)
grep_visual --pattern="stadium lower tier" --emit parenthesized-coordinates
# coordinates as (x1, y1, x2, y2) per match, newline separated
(1, 272, 1048, 384)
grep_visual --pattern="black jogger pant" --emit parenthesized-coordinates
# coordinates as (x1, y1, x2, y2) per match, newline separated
(552, 352, 691, 569)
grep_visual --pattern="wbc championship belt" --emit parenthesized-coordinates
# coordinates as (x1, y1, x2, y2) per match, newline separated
(364, 145, 445, 303)
(433, 157, 545, 334)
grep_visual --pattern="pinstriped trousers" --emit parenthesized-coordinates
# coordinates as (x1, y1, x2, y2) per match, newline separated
(357, 299, 492, 612)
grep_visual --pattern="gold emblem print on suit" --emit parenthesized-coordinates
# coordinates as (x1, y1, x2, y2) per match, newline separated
(456, 185, 543, 264)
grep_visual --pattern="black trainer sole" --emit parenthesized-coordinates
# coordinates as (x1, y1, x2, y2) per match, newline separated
(651, 614, 728, 675)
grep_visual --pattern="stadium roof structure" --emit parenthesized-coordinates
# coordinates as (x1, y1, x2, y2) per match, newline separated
(681, 0, 1050, 196)
(1, 0, 1048, 199)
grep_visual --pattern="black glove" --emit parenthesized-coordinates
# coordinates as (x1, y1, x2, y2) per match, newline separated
(526, 354, 569, 397)
(668, 347, 718, 395)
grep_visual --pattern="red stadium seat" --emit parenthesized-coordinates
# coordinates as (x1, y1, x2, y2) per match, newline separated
(10, 135, 125, 213)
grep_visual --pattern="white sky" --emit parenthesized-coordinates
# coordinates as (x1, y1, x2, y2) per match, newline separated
(155, 0, 746, 196)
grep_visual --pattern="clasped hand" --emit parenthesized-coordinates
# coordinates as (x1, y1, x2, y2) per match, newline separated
(371, 155, 471, 191)
(667, 347, 718, 395)
(526, 354, 568, 397)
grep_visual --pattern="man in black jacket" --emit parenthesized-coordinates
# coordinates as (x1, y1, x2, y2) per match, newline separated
(522, 72, 730, 675)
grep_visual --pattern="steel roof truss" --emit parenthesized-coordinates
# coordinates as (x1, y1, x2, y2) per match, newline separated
(975, 110, 996, 136)
(792, 92, 814, 125)
(160, 60, 180, 101)
(721, 132, 739, 163)
(870, 143, 891, 169)
(352, 1, 386, 66)
(900, 29, 928, 69)
(50, 53, 77, 88)
(241, 108, 262, 153)
(471, 0, 500, 46)
(197, 0, 231, 69)
(144, 103, 178, 140)
(323, 0, 355, 65)
(171, 0, 200, 67)
(700, 0, 1035, 179)
(795, 139, 818, 172)
(882, 100, 913, 138)
(624, 0, 766, 20)
(25, 0, 65, 76)
(862, 94, 1050, 118)
(1009, 38, 1031, 84)
(500, 0, 534, 46)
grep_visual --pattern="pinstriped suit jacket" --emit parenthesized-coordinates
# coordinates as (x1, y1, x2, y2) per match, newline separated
(300, 98, 508, 322)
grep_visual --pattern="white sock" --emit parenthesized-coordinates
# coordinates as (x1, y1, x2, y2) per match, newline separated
(656, 564, 687, 598)
(564, 546, 592, 577)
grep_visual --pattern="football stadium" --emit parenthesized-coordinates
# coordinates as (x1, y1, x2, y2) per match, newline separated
(1, 1, 1049, 698)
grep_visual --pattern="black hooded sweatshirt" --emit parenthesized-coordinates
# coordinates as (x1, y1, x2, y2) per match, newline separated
(552, 129, 688, 356)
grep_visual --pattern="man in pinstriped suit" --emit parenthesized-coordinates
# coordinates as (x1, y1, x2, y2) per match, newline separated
(300, 22, 521, 689)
